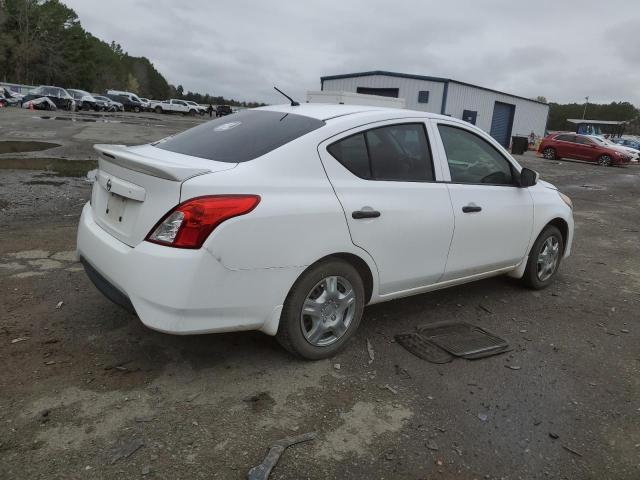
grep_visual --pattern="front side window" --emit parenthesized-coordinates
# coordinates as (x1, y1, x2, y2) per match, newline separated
(328, 123, 434, 182)
(576, 136, 594, 145)
(438, 124, 514, 185)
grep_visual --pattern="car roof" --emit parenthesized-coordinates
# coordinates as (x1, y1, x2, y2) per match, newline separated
(256, 103, 446, 122)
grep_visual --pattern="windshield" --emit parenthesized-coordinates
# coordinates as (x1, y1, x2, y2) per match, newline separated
(156, 110, 325, 162)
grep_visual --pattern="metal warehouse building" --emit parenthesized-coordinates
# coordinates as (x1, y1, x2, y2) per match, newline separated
(320, 71, 549, 148)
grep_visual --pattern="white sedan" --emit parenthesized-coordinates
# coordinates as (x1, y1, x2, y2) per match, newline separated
(77, 104, 574, 359)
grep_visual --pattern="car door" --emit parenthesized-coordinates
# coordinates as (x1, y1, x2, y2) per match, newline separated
(557, 134, 580, 159)
(431, 120, 533, 281)
(575, 136, 598, 161)
(318, 120, 455, 295)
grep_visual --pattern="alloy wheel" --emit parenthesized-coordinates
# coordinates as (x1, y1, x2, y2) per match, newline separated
(300, 275, 356, 347)
(536, 236, 560, 282)
(542, 148, 555, 160)
(597, 155, 611, 167)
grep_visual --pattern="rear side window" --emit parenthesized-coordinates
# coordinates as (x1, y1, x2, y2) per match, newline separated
(576, 136, 594, 145)
(328, 123, 434, 182)
(156, 110, 325, 162)
(554, 134, 576, 142)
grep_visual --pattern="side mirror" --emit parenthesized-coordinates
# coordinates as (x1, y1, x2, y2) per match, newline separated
(519, 167, 538, 188)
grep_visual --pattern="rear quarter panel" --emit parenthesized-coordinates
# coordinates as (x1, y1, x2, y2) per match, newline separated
(180, 136, 378, 274)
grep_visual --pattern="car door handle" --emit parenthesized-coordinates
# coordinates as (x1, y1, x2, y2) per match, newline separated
(462, 204, 482, 213)
(352, 210, 381, 219)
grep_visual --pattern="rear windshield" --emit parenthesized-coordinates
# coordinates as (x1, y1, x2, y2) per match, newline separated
(156, 110, 325, 162)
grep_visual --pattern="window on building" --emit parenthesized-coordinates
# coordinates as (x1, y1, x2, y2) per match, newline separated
(418, 91, 429, 103)
(328, 123, 434, 182)
(462, 110, 478, 125)
(356, 87, 399, 98)
(438, 124, 514, 185)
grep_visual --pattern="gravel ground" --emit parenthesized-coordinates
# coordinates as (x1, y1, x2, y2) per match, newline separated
(0, 109, 638, 479)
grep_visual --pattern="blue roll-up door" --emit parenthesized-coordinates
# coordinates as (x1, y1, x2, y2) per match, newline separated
(489, 102, 515, 148)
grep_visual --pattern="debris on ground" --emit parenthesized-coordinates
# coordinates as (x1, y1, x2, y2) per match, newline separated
(110, 437, 145, 464)
(394, 364, 411, 380)
(394, 332, 453, 364)
(333, 363, 341, 370)
(549, 432, 559, 439)
(366, 338, 375, 364)
(10, 337, 27, 344)
(505, 365, 521, 370)
(247, 432, 316, 480)
(55, 301, 64, 309)
(427, 440, 439, 451)
(418, 322, 509, 359)
(379, 384, 398, 395)
(562, 445, 583, 457)
(478, 413, 488, 422)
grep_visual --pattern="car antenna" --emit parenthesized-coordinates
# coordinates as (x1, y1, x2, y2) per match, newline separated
(274, 86, 299, 106)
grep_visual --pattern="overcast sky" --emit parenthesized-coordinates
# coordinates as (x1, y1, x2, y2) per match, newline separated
(64, 0, 639, 105)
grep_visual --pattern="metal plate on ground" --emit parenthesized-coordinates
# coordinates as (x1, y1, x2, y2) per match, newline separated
(394, 333, 453, 364)
(418, 322, 508, 359)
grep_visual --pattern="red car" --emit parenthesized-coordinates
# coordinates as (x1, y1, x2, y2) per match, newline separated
(538, 133, 631, 166)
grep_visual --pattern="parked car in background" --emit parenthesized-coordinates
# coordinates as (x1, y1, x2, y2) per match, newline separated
(612, 137, 640, 150)
(587, 135, 639, 162)
(92, 94, 120, 112)
(105, 94, 143, 113)
(77, 104, 574, 359)
(21, 85, 75, 110)
(185, 100, 206, 115)
(1, 87, 23, 106)
(139, 98, 152, 111)
(538, 133, 632, 166)
(67, 89, 100, 111)
(106, 90, 145, 112)
(216, 105, 233, 117)
(153, 99, 198, 115)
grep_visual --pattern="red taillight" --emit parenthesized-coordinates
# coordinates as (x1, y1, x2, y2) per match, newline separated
(146, 195, 260, 249)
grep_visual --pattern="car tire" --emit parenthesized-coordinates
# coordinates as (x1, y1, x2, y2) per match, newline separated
(133, 106, 140, 113)
(189, 109, 196, 116)
(542, 147, 556, 160)
(521, 225, 564, 290)
(597, 155, 612, 167)
(276, 258, 365, 360)
(154, 106, 162, 114)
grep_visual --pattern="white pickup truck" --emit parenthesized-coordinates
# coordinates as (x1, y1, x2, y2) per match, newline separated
(152, 99, 199, 116)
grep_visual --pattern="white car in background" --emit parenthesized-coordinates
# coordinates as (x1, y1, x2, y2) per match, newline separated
(587, 135, 640, 162)
(77, 104, 574, 359)
(185, 100, 206, 115)
(152, 99, 199, 116)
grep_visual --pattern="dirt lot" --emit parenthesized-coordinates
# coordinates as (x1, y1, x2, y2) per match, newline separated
(1, 108, 639, 479)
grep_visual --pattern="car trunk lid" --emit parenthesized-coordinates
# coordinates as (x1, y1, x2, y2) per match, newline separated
(91, 144, 236, 247)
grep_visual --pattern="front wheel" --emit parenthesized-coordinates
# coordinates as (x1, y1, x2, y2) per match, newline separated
(276, 259, 365, 360)
(521, 225, 564, 289)
(597, 155, 612, 167)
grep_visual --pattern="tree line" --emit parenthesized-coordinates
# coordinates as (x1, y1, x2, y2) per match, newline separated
(0, 0, 264, 106)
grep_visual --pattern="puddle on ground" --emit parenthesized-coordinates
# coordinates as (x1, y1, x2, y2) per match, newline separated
(0, 141, 60, 154)
(0, 158, 97, 177)
(23, 180, 67, 186)
(34, 115, 165, 127)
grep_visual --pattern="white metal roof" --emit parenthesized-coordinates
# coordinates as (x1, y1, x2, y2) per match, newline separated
(566, 119, 628, 125)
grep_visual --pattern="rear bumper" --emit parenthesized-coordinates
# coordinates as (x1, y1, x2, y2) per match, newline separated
(76, 203, 302, 335)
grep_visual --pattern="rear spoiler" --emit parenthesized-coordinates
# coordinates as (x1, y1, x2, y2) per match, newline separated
(94, 144, 212, 181)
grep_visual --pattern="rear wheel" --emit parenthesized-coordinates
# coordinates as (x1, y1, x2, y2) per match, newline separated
(276, 259, 365, 360)
(189, 109, 196, 116)
(521, 225, 564, 289)
(542, 147, 556, 160)
(597, 155, 612, 167)
(154, 106, 162, 114)
(133, 106, 141, 113)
